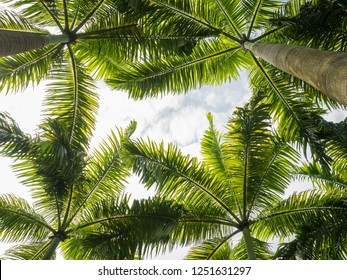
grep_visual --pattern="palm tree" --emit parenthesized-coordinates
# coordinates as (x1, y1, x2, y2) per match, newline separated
(107, 0, 346, 169)
(124, 94, 347, 259)
(0, 60, 184, 259)
(0, 112, 184, 260)
(108, 0, 347, 102)
(0, 0, 204, 94)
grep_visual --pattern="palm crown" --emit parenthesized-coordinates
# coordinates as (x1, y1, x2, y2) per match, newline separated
(108, 0, 347, 171)
(124, 93, 347, 259)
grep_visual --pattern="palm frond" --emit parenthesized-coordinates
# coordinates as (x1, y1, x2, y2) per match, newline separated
(3, 0, 63, 27)
(1, 241, 52, 260)
(185, 236, 233, 260)
(248, 58, 331, 170)
(269, 0, 347, 51)
(0, 44, 63, 93)
(296, 162, 347, 190)
(241, 0, 284, 38)
(252, 189, 347, 241)
(200, 112, 230, 178)
(229, 236, 273, 260)
(107, 39, 246, 99)
(65, 121, 137, 225)
(62, 196, 184, 259)
(0, 9, 47, 32)
(0, 194, 53, 243)
(274, 211, 347, 260)
(0, 112, 33, 158)
(42, 59, 99, 151)
(124, 138, 240, 223)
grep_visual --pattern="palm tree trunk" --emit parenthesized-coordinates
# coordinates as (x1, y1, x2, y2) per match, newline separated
(242, 227, 256, 260)
(42, 237, 61, 260)
(0, 30, 69, 57)
(244, 42, 347, 106)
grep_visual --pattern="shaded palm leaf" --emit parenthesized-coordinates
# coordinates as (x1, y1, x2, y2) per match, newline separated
(61, 196, 184, 259)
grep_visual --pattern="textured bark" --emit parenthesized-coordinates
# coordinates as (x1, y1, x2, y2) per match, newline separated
(0, 30, 46, 57)
(245, 42, 347, 106)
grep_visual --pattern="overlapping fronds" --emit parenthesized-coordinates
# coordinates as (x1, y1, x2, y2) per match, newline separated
(61, 196, 184, 259)
(0, 9, 46, 31)
(108, 39, 246, 99)
(248, 58, 332, 170)
(124, 138, 237, 221)
(72, 121, 137, 212)
(269, 0, 347, 51)
(2, 0, 63, 27)
(252, 189, 347, 241)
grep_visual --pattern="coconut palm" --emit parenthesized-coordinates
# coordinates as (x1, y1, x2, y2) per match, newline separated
(107, 0, 346, 169)
(124, 94, 347, 260)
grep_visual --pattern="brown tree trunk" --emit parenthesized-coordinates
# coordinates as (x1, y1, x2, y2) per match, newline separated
(0, 30, 46, 57)
(0, 30, 69, 57)
(245, 42, 347, 106)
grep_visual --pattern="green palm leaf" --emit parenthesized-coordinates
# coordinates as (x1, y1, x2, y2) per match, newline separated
(1, 241, 52, 260)
(0, 112, 33, 158)
(62, 196, 184, 259)
(108, 39, 247, 99)
(42, 59, 99, 150)
(0, 194, 53, 243)
(253, 189, 347, 240)
(185, 236, 234, 260)
(229, 236, 273, 260)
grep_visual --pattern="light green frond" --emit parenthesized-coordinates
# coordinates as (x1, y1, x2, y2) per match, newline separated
(200, 113, 230, 178)
(124, 138, 240, 222)
(66, 121, 136, 224)
(296, 162, 347, 190)
(42, 58, 99, 150)
(107, 39, 246, 99)
(223, 98, 274, 214)
(0, 9, 47, 32)
(229, 236, 273, 260)
(1, 241, 52, 260)
(185, 236, 233, 260)
(3, 0, 63, 27)
(0, 44, 63, 93)
(0, 194, 53, 243)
